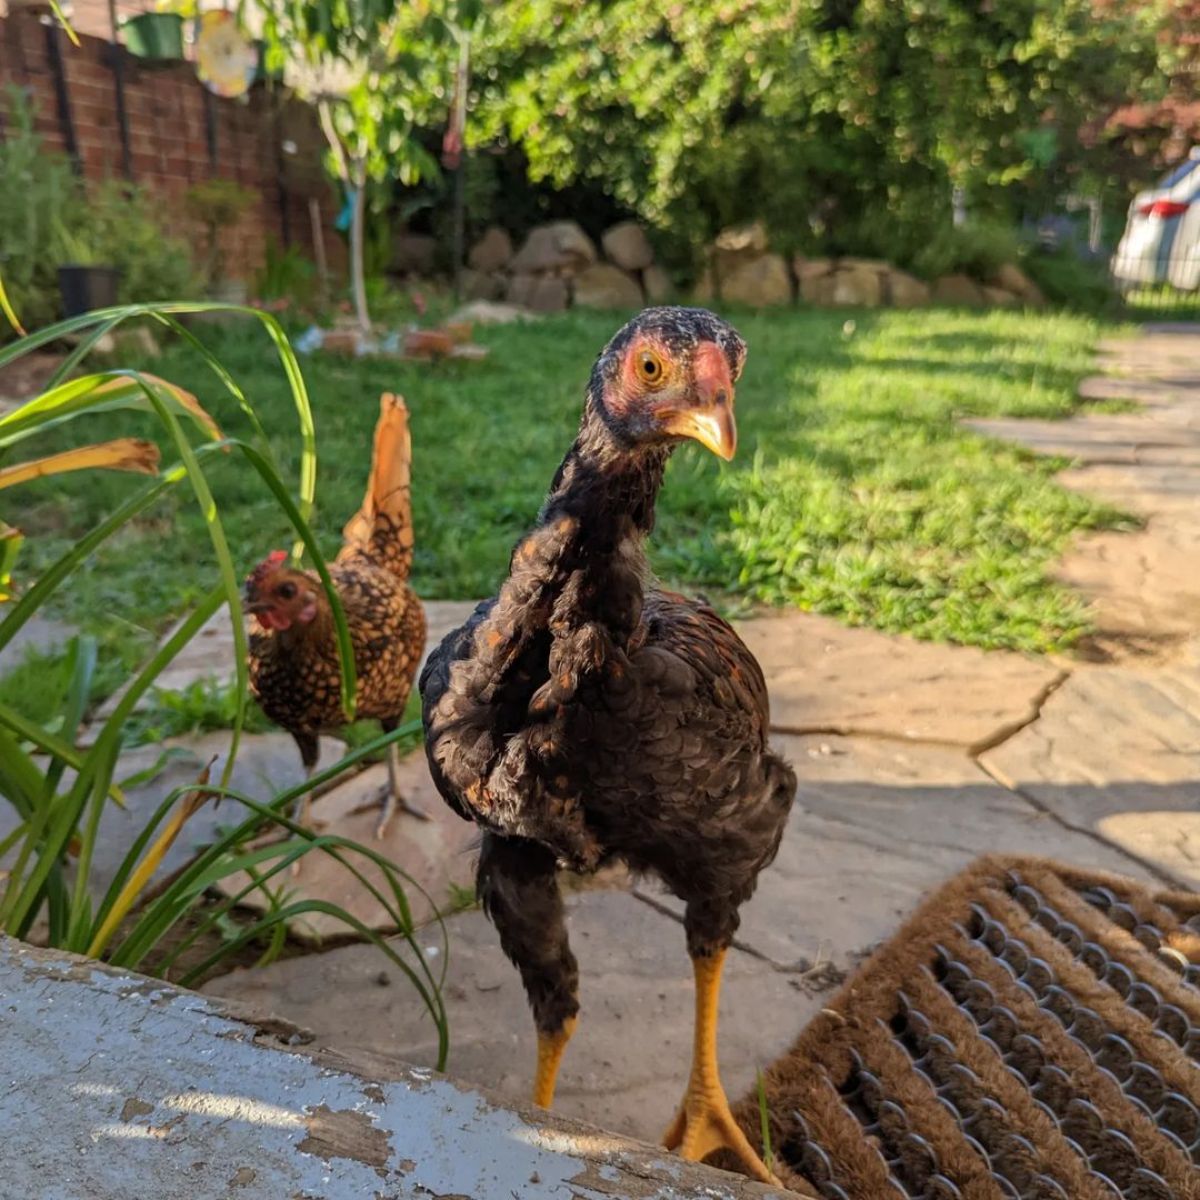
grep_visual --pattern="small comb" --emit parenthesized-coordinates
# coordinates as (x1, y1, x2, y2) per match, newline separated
(247, 549, 289, 590)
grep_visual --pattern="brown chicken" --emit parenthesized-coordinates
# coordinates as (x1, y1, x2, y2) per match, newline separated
(420, 308, 795, 1183)
(245, 393, 427, 838)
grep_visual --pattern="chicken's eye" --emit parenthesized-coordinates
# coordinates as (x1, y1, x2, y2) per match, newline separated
(635, 350, 664, 385)
(277, 582, 297, 600)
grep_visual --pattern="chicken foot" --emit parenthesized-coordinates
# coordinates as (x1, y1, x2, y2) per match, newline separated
(662, 948, 780, 1186)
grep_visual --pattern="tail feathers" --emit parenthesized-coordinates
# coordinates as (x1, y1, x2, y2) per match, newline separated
(338, 393, 414, 581)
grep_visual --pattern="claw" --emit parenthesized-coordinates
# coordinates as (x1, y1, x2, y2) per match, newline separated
(662, 1086, 778, 1185)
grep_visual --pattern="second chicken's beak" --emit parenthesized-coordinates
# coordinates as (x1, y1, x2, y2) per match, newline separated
(658, 342, 737, 461)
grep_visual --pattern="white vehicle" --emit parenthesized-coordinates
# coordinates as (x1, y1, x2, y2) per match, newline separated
(1112, 147, 1200, 291)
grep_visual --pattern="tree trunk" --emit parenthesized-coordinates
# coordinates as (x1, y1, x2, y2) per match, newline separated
(350, 174, 370, 334)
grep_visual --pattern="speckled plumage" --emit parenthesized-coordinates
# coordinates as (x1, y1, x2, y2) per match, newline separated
(247, 394, 425, 771)
(420, 308, 796, 1037)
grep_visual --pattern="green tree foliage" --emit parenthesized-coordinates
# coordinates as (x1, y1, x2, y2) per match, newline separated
(399, 0, 1168, 264)
(249, 0, 483, 327)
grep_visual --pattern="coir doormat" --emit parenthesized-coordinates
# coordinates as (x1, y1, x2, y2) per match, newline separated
(733, 856, 1200, 1199)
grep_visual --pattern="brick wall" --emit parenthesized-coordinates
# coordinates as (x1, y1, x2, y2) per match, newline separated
(0, 5, 345, 285)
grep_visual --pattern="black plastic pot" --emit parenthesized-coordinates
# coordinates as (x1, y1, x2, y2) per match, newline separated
(57, 266, 121, 318)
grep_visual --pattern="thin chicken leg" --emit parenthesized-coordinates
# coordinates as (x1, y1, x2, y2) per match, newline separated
(533, 1015, 578, 1108)
(662, 948, 779, 1185)
(372, 727, 430, 839)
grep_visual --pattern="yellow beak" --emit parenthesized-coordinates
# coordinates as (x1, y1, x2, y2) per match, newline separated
(660, 406, 738, 460)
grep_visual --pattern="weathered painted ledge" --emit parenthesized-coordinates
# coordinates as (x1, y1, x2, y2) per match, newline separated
(0, 937, 790, 1199)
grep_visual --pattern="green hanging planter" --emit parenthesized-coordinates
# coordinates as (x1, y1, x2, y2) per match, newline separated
(121, 13, 185, 60)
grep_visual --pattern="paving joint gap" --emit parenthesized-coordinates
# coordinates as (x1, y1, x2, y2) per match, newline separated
(967, 669, 1070, 757)
(972, 754, 1182, 890)
(767, 723, 968, 750)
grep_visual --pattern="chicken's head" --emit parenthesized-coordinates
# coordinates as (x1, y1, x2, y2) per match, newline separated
(244, 550, 320, 631)
(588, 306, 746, 461)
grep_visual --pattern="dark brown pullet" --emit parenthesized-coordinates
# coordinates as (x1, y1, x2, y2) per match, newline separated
(421, 308, 796, 1000)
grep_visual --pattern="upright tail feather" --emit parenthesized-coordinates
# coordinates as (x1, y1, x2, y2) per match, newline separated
(337, 393, 415, 581)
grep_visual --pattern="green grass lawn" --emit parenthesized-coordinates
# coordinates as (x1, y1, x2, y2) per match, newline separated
(8, 304, 1132, 719)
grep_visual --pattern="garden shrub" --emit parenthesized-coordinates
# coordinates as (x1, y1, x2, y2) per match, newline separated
(910, 221, 1026, 282)
(0, 90, 197, 335)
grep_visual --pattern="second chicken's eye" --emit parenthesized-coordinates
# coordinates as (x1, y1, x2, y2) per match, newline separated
(636, 350, 664, 384)
(277, 582, 297, 600)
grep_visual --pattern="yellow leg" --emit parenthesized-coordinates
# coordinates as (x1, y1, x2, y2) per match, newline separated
(532, 1015, 577, 1109)
(662, 949, 779, 1186)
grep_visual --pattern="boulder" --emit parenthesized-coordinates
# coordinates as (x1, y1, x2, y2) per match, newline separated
(114, 325, 161, 358)
(715, 220, 769, 256)
(991, 262, 1045, 307)
(714, 220, 770, 277)
(462, 269, 505, 302)
(510, 221, 598, 274)
(981, 285, 1019, 309)
(572, 263, 644, 310)
(830, 263, 883, 307)
(932, 273, 986, 307)
(506, 273, 537, 308)
(798, 271, 838, 306)
(391, 232, 437, 275)
(838, 257, 890, 273)
(886, 269, 931, 308)
(642, 264, 672, 303)
(467, 226, 513, 273)
(601, 221, 654, 271)
(720, 253, 792, 307)
(529, 274, 570, 313)
(692, 267, 716, 303)
(793, 256, 835, 283)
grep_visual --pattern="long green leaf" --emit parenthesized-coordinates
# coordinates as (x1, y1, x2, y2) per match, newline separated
(116, 786, 448, 1068)
(47, 314, 136, 389)
(0, 371, 221, 448)
(43, 636, 96, 798)
(131, 379, 249, 785)
(0, 457, 204, 655)
(12, 591, 228, 938)
(0, 727, 42, 821)
(0, 273, 25, 337)
(147, 313, 274, 456)
(0, 698, 125, 808)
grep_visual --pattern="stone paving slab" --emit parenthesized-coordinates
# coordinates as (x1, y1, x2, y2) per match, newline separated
(93, 598, 480, 723)
(1057, 461, 1200, 516)
(980, 640, 1200, 890)
(964, 414, 1200, 460)
(214, 751, 479, 939)
(206, 888, 809, 1146)
(637, 735, 1156, 973)
(4, 936, 783, 1200)
(1053, 522, 1200, 646)
(733, 611, 1058, 748)
(969, 328, 1200, 662)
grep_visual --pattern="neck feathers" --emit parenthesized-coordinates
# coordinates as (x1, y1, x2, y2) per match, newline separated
(542, 401, 669, 541)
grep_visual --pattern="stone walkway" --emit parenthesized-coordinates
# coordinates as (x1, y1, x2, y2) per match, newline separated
(203, 326, 1200, 1147)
